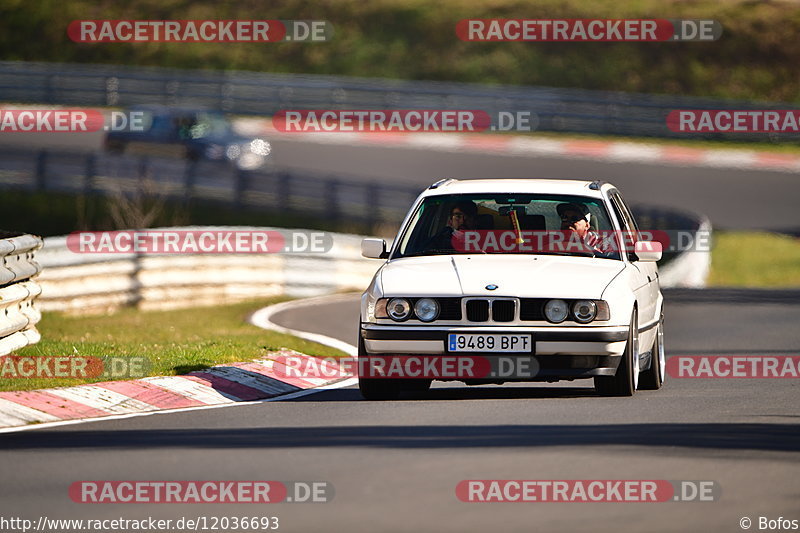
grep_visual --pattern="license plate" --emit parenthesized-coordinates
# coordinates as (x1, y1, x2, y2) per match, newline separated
(447, 334, 532, 353)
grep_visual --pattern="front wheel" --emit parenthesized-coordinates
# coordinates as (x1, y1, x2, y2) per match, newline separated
(639, 317, 665, 390)
(595, 309, 639, 397)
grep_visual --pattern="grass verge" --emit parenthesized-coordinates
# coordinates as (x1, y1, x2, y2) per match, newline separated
(709, 232, 800, 288)
(1, 297, 348, 392)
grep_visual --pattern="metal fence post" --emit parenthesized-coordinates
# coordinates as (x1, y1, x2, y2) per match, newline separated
(84, 153, 96, 194)
(365, 184, 380, 229)
(183, 159, 197, 203)
(234, 168, 248, 209)
(325, 178, 340, 222)
(278, 172, 291, 211)
(35, 151, 47, 191)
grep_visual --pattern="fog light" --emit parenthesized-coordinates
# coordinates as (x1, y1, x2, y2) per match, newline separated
(414, 298, 439, 322)
(544, 299, 569, 323)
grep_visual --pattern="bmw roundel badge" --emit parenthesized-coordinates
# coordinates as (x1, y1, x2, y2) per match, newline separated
(485, 284, 498, 291)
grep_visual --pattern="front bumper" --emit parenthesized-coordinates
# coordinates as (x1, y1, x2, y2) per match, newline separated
(360, 325, 628, 380)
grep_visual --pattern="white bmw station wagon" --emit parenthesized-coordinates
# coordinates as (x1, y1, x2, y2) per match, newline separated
(359, 179, 665, 400)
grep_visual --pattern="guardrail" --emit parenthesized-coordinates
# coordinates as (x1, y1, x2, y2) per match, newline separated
(0, 60, 794, 142)
(0, 146, 421, 232)
(0, 232, 43, 356)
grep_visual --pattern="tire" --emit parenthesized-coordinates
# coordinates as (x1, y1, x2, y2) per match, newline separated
(403, 379, 432, 393)
(639, 315, 665, 390)
(358, 377, 402, 400)
(595, 308, 639, 397)
(357, 331, 401, 400)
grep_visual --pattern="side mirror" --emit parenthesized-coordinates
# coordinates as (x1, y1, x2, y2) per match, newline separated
(361, 238, 388, 259)
(634, 241, 662, 262)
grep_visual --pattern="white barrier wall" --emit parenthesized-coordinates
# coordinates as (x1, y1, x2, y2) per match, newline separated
(35, 227, 383, 313)
(0, 234, 43, 356)
(657, 218, 712, 289)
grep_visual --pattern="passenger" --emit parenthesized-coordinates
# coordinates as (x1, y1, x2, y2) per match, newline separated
(556, 202, 610, 256)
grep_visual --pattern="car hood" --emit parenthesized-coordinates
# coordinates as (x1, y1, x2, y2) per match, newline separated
(379, 255, 624, 299)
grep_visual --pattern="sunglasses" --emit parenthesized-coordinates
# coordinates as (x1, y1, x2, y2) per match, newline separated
(560, 215, 585, 223)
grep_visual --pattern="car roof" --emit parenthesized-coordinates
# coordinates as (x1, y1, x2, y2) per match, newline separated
(422, 178, 613, 198)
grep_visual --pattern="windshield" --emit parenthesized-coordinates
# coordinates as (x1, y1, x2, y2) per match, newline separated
(185, 112, 233, 139)
(394, 193, 621, 260)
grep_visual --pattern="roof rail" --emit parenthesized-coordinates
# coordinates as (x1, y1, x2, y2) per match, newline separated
(588, 180, 605, 190)
(429, 178, 456, 189)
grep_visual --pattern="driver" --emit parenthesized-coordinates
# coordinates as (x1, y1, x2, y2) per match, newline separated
(426, 200, 478, 251)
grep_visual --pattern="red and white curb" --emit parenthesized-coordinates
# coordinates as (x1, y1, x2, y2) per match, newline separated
(0, 297, 359, 433)
(236, 118, 800, 173)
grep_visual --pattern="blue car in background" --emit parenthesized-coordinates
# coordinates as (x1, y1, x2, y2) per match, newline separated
(104, 105, 272, 170)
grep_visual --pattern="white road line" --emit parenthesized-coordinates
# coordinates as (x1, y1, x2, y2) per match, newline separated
(607, 143, 664, 162)
(701, 150, 758, 167)
(249, 293, 359, 356)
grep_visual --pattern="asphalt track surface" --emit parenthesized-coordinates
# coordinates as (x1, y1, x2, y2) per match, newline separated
(267, 138, 800, 233)
(1, 290, 798, 532)
(1, 127, 798, 532)
(1, 130, 799, 232)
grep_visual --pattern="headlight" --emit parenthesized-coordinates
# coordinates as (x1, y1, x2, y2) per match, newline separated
(414, 298, 439, 322)
(250, 138, 271, 156)
(387, 298, 412, 321)
(225, 144, 242, 160)
(544, 299, 569, 323)
(572, 300, 597, 323)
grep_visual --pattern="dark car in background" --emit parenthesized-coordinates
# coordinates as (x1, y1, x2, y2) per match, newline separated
(104, 105, 272, 170)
